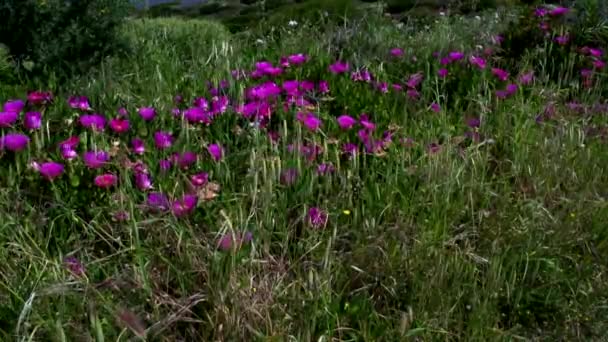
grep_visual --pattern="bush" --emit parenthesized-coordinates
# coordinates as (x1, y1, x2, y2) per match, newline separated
(0, 0, 130, 79)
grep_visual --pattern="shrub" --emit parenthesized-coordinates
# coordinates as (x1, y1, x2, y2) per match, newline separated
(0, 0, 130, 79)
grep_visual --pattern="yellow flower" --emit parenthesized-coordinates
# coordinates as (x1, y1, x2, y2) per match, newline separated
(342, 210, 351, 215)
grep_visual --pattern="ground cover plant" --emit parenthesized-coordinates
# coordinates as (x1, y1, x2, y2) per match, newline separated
(1, 2, 607, 341)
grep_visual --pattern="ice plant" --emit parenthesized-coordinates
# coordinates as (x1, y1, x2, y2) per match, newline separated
(83, 151, 109, 169)
(190, 172, 209, 187)
(207, 144, 223, 162)
(217, 231, 253, 252)
(154, 131, 173, 150)
(430, 103, 441, 113)
(134, 172, 152, 190)
(448, 51, 464, 61)
(94, 174, 117, 188)
(318, 80, 330, 94)
(68, 96, 91, 111)
(138, 107, 156, 121)
(147, 192, 169, 211)
(329, 61, 349, 74)
(1, 133, 29, 151)
(171, 194, 198, 217)
(280, 168, 299, 186)
(131, 138, 145, 155)
(337, 115, 357, 130)
(288, 53, 307, 65)
(110, 118, 130, 133)
(438, 68, 449, 78)
(159, 159, 172, 172)
(27, 91, 52, 105)
(317, 163, 335, 175)
(64, 257, 85, 277)
(297, 112, 322, 132)
(390, 48, 404, 57)
(491, 68, 509, 81)
(3, 100, 24, 113)
(0, 111, 18, 127)
(24, 112, 42, 130)
(554, 35, 569, 45)
(549, 6, 569, 16)
(359, 114, 376, 131)
(80, 114, 106, 131)
(469, 56, 487, 69)
(175, 151, 197, 169)
(519, 71, 535, 85)
(308, 207, 328, 228)
(39, 162, 64, 180)
(59, 136, 79, 160)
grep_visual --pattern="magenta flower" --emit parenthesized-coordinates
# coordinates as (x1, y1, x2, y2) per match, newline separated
(317, 163, 335, 175)
(427, 143, 441, 154)
(109, 118, 130, 133)
(134, 172, 152, 190)
(217, 231, 253, 252)
(147, 192, 169, 211)
(448, 51, 464, 61)
(83, 151, 109, 169)
(159, 159, 172, 172)
(588, 48, 603, 57)
(39, 162, 64, 180)
(94, 174, 117, 188)
(440, 57, 451, 65)
(193, 97, 209, 110)
(68, 96, 91, 111)
(549, 6, 569, 16)
(59, 136, 79, 160)
(519, 71, 535, 85)
(593, 60, 605, 69)
(329, 61, 349, 74)
(430, 103, 441, 113)
(554, 35, 569, 45)
(407, 89, 420, 99)
(491, 68, 509, 81)
(174, 151, 198, 169)
(308, 207, 328, 229)
(466, 117, 481, 128)
(184, 107, 212, 124)
(406, 73, 424, 88)
(3, 100, 24, 113)
(131, 138, 145, 155)
(24, 112, 42, 130)
(469, 56, 487, 69)
(27, 91, 52, 105)
(0, 111, 18, 127)
(190, 172, 209, 187)
(337, 115, 357, 130)
(297, 112, 322, 132)
(359, 114, 376, 131)
(64, 257, 85, 277)
(390, 48, 404, 57)
(138, 107, 156, 121)
(117, 107, 128, 117)
(171, 194, 198, 217)
(534, 7, 547, 17)
(154, 131, 173, 150)
(506, 83, 518, 95)
(207, 144, 223, 162)
(438, 68, 449, 78)
(1, 133, 29, 151)
(288, 53, 308, 65)
(342, 142, 358, 157)
(113, 210, 130, 222)
(318, 80, 330, 94)
(80, 114, 106, 131)
(280, 168, 299, 186)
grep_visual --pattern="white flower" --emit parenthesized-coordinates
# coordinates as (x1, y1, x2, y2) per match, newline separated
(255, 39, 265, 45)
(288, 20, 298, 27)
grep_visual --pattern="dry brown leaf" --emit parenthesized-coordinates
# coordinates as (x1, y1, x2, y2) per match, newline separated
(196, 182, 221, 203)
(117, 308, 146, 338)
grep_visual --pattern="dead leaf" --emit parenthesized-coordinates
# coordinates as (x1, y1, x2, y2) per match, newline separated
(116, 308, 146, 338)
(196, 182, 221, 203)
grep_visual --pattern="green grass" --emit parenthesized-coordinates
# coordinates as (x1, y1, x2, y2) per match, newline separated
(1, 8, 608, 341)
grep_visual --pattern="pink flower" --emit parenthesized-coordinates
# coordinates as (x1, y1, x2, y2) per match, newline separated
(134, 172, 152, 190)
(406, 72, 424, 88)
(593, 60, 605, 69)
(430, 103, 441, 113)
(80, 114, 106, 131)
(171, 194, 198, 217)
(24, 112, 42, 130)
(208, 144, 223, 161)
(175, 151, 198, 169)
(3, 100, 24, 113)
(337, 115, 357, 130)
(138, 107, 156, 121)
(280, 168, 299, 186)
(0, 111, 19, 127)
(554, 35, 569, 45)
(438, 68, 449, 78)
(109, 118, 130, 133)
(147, 192, 170, 211)
(217, 231, 253, 252)
(39, 162, 64, 180)
(190, 172, 209, 187)
(519, 71, 535, 85)
(184, 107, 212, 124)
(1, 133, 29, 151)
(549, 6, 569, 16)
(131, 138, 145, 155)
(491, 68, 509, 81)
(318, 80, 330, 94)
(317, 163, 335, 175)
(329, 61, 349, 74)
(359, 114, 376, 131)
(288, 53, 307, 65)
(390, 48, 404, 57)
(469, 56, 487, 69)
(94, 174, 117, 188)
(448, 51, 464, 61)
(64, 257, 85, 277)
(297, 112, 322, 132)
(27, 91, 52, 105)
(83, 151, 109, 169)
(308, 207, 328, 228)
(154, 131, 173, 150)
(68, 96, 91, 111)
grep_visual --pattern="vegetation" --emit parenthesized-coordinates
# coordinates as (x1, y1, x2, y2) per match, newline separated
(0, 2, 607, 340)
